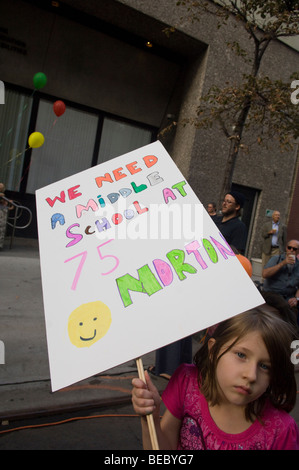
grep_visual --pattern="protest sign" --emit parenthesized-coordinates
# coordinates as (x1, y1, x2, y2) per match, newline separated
(36, 141, 263, 391)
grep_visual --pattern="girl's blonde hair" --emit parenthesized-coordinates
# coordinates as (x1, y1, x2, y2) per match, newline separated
(194, 305, 298, 421)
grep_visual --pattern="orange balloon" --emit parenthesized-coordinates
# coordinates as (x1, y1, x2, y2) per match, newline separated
(236, 254, 252, 277)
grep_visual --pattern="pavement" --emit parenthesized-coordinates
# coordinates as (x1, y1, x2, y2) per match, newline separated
(0, 236, 298, 430)
(0, 237, 171, 423)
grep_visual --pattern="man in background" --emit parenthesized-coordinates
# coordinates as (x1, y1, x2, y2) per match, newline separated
(261, 210, 286, 270)
(215, 191, 247, 254)
(207, 202, 218, 221)
(262, 239, 299, 327)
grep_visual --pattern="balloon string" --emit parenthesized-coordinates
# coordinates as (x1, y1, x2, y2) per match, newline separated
(3, 147, 30, 166)
(1, 114, 56, 170)
(1, 90, 65, 177)
(0, 147, 31, 172)
(0, 93, 34, 151)
(16, 157, 33, 191)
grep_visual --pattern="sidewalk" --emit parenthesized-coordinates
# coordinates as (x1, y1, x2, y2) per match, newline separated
(0, 237, 170, 421)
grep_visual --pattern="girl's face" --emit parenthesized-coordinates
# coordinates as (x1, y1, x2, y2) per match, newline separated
(210, 331, 271, 409)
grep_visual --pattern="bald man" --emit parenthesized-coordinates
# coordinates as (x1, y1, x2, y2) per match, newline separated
(262, 240, 299, 327)
(261, 210, 286, 270)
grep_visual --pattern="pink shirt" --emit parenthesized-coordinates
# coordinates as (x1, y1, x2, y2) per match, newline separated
(162, 364, 299, 450)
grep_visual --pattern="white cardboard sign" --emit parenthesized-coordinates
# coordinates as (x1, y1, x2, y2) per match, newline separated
(36, 141, 263, 391)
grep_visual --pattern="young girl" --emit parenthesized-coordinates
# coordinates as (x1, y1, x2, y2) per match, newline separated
(132, 305, 299, 450)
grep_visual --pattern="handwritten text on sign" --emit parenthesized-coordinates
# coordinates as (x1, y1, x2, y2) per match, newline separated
(36, 141, 263, 391)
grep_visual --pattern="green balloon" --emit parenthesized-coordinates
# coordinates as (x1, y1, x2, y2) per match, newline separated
(33, 72, 47, 90)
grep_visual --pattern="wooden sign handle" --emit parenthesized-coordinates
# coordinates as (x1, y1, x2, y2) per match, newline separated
(136, 357, 159, 450)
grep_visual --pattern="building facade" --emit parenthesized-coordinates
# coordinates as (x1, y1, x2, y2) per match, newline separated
(0, 0, 298, 259)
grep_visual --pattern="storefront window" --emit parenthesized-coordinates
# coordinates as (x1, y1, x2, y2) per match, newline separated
(26, 99, 98, 193)
(1, 88, 155, 195)
(97, 117, 152, 164)
(0, 89, 32, 191)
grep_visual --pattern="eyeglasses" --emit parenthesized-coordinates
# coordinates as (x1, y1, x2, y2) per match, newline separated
(287, 246, 298, 251)
(223, 199, 235, 205)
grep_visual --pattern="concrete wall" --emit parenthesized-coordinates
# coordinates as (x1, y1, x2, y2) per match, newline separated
(0, 0, 182, 127)
(1, 0, 298, 258)
(117, 0, 299, 258)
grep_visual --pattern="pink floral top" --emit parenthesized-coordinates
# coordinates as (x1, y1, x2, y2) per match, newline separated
(162, 364, 299, 450)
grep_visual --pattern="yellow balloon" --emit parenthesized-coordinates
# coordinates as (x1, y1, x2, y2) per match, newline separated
(28, 132, 45, 148)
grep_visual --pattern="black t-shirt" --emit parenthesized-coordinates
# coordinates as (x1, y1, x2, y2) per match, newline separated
(215, 216, 247, 254)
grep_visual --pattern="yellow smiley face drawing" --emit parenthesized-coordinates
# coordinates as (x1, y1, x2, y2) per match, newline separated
(68, 301, 112, 348)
